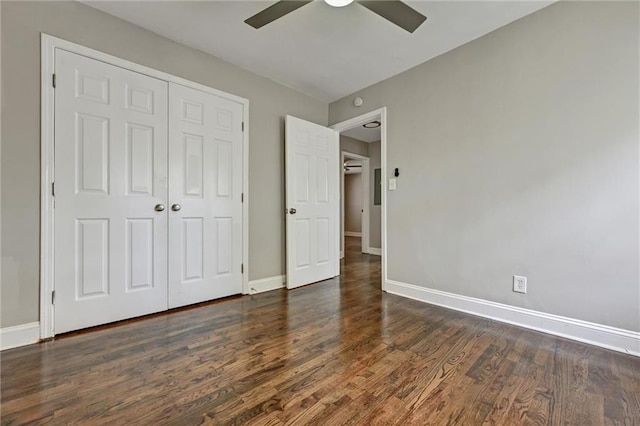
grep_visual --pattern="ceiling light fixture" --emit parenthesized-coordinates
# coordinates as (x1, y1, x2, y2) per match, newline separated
(363, 120, 381, 129)
(324, 0, 354, 7)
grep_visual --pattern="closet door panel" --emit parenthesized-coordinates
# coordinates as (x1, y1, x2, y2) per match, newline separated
(54, 49, 168, 333)
(168, 83, 243, 308)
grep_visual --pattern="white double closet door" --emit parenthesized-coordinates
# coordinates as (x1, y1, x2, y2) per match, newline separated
(54, 50, 243, 334)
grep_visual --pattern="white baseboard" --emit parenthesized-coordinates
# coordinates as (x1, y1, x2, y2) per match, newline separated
(368, 247, 381, 256)
(344, 231, 362, 237)
(249, 275, 285, 294)
(386, 280, 640, 357)
(1, 322, 40, 351)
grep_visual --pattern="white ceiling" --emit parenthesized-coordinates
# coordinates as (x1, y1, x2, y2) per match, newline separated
(342, 123, 381, 143)
(84, 1, 553, 103)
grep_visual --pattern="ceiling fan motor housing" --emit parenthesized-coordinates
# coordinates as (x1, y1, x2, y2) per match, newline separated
(245, 0, 427, 33)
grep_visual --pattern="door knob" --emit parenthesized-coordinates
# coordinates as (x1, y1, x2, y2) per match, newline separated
(154, 204, 165, 212)
(289, 208, 297, 215)
(171, 204, 182, 212)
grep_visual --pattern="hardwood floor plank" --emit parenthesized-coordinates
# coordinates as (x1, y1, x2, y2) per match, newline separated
(1, 237, 638, 425)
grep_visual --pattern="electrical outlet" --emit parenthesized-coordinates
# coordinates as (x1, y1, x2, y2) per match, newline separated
(513, 275, 527, 294)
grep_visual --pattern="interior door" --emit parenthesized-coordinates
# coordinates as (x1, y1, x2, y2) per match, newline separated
(168, 83, 244, 308)
(285, 115, 339, 289)
(54, 49, 169, 333)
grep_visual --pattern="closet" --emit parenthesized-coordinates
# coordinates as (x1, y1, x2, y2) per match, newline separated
(53, 49, 244, 333)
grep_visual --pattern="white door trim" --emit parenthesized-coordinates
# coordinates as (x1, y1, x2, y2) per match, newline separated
(331, 107, 387, 290)
(341, 151, 370, 256)
(40, 34, 250, 339)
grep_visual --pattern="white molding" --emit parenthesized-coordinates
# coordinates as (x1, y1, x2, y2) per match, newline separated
(248, 275, 285, 294)
(386, 280, 640, 357)
(368, 247, 382, 256)
(40, 34, 56, 339)
(241, 89, 250, 296)
(0, 0, 3, 347)
(380, 109, 387, 291)
(40, 34, 251, 335)
(332, 107, 387, 291)
(1, 322, 40, 351)
(44, 35, 249, 105)
(344, 231, 362, 237)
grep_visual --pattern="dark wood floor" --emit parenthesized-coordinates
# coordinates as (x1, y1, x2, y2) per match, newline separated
(1, 237, 639, 425)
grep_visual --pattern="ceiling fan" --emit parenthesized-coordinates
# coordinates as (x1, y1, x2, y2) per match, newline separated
(245, 0, 427, 34)
(344, 161, 363, 172)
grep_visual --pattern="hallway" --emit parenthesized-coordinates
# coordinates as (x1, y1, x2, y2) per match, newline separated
(340, 236, 381, 289)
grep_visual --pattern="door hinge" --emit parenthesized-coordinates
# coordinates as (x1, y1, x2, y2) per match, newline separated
(241, 193, 244, 203)
(52, 182, 55, 196)
(52, 74, 56, 88)
(241, 263, 244, 274)
(242, 122, 245, 132)
(51, 291, 55, 304)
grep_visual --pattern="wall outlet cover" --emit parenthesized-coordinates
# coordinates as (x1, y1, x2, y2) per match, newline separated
(513, 275, 527, 293)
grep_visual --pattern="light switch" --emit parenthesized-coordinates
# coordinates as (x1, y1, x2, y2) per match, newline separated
(389, 178, 397, 191)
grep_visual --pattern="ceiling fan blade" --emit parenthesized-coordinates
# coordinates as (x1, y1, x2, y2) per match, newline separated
(245, 1, 313, 29)
(358, 1, 427, 33)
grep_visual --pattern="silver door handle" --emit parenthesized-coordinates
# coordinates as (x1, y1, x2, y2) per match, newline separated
(171, 204, 181, 212)
(154, 204, 165, 212)
(289, 208, 296, 215)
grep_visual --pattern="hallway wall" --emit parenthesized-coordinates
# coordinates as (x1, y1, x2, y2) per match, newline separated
(344, 173, 363, 234)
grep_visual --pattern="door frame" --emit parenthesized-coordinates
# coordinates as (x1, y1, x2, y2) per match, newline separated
(341, 151, 370, 257)
(331, 107, 387, 291)
(40, 34, 250, 339)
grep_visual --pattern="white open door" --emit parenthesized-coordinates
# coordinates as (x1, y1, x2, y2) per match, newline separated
(285, 115, 339, 289)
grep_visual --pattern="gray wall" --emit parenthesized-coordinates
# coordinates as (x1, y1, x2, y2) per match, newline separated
(344, 173, 363, 234)
(0, 1, 328, 328)
(330, 2, 640, 331)
(368, 140, 381, 249)
(340, 135, 368, 157)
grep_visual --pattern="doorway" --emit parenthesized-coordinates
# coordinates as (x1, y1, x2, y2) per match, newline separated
(284, 108, 387, 292)
(341, 151, 370, 257)
(332, 108, 386, 289)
